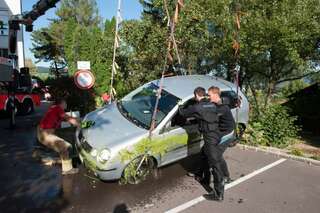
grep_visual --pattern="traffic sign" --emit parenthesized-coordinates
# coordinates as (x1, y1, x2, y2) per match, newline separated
(74, 70, 95, 90)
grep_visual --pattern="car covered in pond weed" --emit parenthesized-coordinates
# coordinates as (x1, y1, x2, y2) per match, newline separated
(76, 75, 249, 184)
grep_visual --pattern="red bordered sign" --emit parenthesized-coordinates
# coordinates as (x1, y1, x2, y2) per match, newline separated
(74, 70, 95, 90)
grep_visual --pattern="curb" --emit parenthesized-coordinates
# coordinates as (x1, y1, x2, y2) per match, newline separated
(236, 144, 320, 166)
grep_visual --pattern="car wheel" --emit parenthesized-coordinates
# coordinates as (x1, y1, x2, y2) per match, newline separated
(120, 155, 157, 185)
(20, 99, 34, 115)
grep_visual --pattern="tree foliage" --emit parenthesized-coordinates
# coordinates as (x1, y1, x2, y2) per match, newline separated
(242, 104, 300, 148)
(31, 0, 115, 111)
(31, 0, 320, 114)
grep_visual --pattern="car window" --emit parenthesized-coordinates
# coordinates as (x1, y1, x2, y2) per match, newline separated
(119, 83, 179, 129)
(221, 90, 240, 109)
(161, 98, 198, 133)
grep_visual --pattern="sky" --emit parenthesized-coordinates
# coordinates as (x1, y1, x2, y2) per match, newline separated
(22, 0, 143, 67)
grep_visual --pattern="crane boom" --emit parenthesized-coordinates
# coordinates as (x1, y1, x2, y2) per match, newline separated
(5, 0, 61, 128)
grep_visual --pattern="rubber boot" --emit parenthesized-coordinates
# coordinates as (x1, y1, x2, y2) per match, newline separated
(204, 168, 225, 201)
(62, 160, 78, 175)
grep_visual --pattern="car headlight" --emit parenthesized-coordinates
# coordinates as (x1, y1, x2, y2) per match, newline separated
(97, 149, 111, 163)
(90, 149, 98, 157)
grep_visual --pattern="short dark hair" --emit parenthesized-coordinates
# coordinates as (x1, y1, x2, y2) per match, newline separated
(194, 87, 206, 97)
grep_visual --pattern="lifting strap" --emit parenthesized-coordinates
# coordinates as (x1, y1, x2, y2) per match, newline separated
(232, 1, 243, 133)
(109, 0, 122, 103)
(148, 0, 184, 138)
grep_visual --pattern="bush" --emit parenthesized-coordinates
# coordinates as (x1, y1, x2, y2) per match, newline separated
(241, 122, 269, 147)
(290, 148, 304, 156)
(243, 104, 300, 148)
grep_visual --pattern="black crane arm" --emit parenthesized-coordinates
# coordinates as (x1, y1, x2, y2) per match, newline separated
(9, 0, 60, 32)
(8, 0, 61, 55)
(22, 0, 60, 23)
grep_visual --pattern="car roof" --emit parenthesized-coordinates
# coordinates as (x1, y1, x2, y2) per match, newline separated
(151, 75, 236, 99)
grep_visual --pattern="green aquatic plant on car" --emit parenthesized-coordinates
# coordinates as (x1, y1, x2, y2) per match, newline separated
(81, 120, 95, 129)
(119, 134, 188, 184)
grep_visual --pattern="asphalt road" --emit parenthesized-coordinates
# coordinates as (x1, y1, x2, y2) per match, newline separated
(0, 103, 319, 213)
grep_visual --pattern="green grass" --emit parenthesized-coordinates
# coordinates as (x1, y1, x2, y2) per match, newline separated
(311, 155, 320, 161)
(290, 148, 304, 157)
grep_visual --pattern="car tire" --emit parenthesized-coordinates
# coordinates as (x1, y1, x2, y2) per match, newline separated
(20, 99, 34, 115)
(120, 155, 157, 185)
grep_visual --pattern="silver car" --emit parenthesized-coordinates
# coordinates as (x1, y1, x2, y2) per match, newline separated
(76, 75, 249, 183)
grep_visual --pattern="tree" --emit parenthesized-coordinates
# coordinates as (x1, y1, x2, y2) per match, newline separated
(237, 0, 320, 109)
(31, 28, 65, 77)
(31, 0, 116, 111)
(31, 0, 102, 76)
(30, 0, 320, 114)
(55, 0, 100, 26)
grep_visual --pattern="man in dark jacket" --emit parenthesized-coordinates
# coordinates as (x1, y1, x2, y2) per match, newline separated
(208, 86, 236, 185)
(179, 87, 225, 201)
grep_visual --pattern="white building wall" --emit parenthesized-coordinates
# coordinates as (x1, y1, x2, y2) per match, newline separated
(0, 0, 24, 68)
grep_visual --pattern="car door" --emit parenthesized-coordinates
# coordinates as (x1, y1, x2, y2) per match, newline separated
(156, 101, 203, 166)
(156, 122, 189, 166)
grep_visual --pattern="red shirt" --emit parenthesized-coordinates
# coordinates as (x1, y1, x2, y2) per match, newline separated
(39, 105, 65, 129)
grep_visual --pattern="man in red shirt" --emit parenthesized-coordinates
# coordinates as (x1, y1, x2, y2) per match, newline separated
(37, 98, 80, 175)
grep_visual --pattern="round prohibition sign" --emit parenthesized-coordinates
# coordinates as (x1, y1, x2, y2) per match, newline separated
(74, 70, 95, 90)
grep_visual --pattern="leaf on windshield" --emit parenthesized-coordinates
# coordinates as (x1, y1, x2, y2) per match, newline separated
(81, 121, 95, 129)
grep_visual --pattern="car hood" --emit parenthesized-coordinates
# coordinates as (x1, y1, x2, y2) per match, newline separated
(82, 102, 147, 149)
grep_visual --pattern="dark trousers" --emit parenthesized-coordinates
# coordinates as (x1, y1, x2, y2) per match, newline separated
(198, 139, 228, 194)
(196, 144, 229, 179)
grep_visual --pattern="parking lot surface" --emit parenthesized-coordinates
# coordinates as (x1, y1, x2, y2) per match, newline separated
(0, 103, 319, 213)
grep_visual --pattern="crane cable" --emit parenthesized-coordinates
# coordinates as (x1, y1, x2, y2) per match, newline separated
(109, 0, 122, 103)
(148, 0, 184, 138)
(135, 0, 184, 174)
(232, 2, 242, 137)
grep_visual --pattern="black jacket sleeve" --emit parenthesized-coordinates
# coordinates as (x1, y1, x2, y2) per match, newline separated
(179, 104, 198, 118)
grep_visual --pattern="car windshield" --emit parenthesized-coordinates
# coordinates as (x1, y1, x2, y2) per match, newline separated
(118, 83, 179, 129)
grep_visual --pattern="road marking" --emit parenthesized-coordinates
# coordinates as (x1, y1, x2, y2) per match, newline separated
(165, 158, 287, 213)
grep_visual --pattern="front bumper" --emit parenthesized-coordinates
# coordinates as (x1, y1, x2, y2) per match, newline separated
(75, 131, 123, 181)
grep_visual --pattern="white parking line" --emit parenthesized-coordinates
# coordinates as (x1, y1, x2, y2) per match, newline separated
(165, 158, 287, 213)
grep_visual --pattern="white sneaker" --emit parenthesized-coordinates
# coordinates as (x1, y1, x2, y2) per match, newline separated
(62, 168, 79, 175)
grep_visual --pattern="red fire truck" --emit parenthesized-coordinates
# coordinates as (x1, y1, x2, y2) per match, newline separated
(1, 0, 60, 127)
(0, 57, 41, 115)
